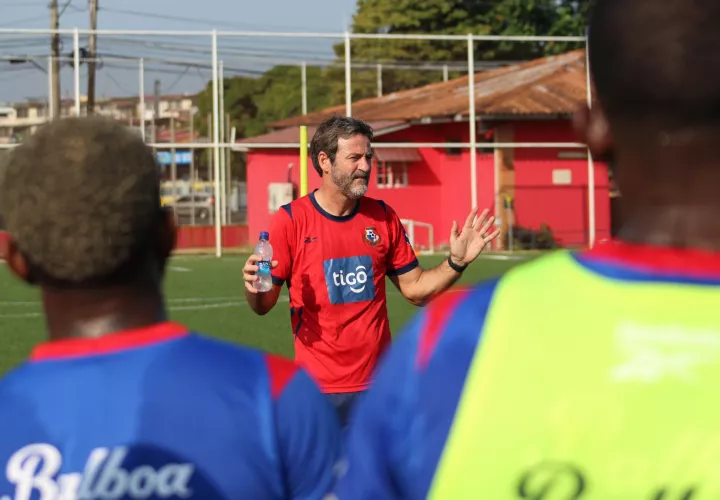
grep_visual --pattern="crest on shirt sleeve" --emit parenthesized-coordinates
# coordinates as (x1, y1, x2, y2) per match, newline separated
(364, 226, 381, 246)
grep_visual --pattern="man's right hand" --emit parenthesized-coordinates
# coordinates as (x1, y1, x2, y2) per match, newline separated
(243, 254, 279, 294)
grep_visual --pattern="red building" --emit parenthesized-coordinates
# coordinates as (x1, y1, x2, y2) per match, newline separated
(242, 49, 610, 250)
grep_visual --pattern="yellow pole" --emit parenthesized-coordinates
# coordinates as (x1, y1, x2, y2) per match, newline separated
(300, 125, 308, 196)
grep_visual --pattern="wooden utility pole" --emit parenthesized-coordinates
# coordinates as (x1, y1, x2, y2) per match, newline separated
(151, 79, 160, 144)
(50, 0, 61, 118)
(87, 0, 99, 114)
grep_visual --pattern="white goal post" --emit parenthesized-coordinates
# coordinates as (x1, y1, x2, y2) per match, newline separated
(401, 219, 435, 255)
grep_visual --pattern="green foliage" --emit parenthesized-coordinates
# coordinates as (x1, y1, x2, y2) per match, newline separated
(329, 0, 590, 99)
(194, 0, 591, 156)
(506, 222, 560, 250)
(195, 66, 332, 141)
(253, 66, 333, 133)
(194, 67, 333, 178)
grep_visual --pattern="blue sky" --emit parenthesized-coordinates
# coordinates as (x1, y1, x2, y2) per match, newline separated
(0, 0, 358, 102)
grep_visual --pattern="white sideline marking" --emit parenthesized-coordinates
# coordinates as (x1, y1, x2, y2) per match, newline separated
(169, 266, 192, 272)
(0, 301, 38, 306)
(0, 296, 289, 319)
(167, 296, 238, 303)
(0, 296, 241, 307)
(480, 254, 529, 261)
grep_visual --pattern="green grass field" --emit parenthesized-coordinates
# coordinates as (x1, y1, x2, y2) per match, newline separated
(0, 254, 532, 375)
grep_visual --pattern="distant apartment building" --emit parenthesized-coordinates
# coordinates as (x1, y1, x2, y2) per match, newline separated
(0, 93, 198, 144)
(0, 101, 49, 144)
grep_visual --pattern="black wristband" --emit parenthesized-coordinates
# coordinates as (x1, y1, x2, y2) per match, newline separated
(447, 255, 468, 273)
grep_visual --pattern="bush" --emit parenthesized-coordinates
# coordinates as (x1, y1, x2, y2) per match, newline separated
(504, 222, 559, 250)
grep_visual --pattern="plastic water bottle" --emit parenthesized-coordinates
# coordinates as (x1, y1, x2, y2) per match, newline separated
(253, 231, 273, 292)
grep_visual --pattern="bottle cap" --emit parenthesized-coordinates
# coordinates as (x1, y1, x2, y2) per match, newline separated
(260, 231, 269, 240)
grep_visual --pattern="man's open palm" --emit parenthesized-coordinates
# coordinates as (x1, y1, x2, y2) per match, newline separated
(449, 208, 501, 266)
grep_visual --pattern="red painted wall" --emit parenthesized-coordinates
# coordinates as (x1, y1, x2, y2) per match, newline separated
(246, 119, 610, 249)
(0, 228, 249, 256)
(512, 121, 610, 246)
(0, 231, 8, 259)
(175, 225, 249, 250)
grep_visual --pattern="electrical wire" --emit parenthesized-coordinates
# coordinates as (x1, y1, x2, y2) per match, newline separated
(159, 66, 189, 93)
(99, 6, 337, 33)
(0, 15, 52, 27)
(0, 1, 52, 7)
(103, 69, 135, 94)
(58, 0, 76, 18)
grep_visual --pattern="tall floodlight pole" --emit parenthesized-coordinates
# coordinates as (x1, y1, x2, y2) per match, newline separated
(211, 30, 222, 257)
(73, 28, 81, 117)
(376, 64, 383, 97)
(467, 33, 478, 209)
(219, 60, 227, 226)
(47, 55, 54, 119)
(87, 0, 99, 114)
(301, 61, 308, 115)
(139, 58, 145, 140)
(50, 0, 61, 119)
(344, 31, 352, 116)
(585, 33, 596, 249)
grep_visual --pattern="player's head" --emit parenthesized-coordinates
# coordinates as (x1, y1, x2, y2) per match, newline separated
(310, 116, 374, 200)
(0, 117, 175, 292)
(576, 0, 720, 202)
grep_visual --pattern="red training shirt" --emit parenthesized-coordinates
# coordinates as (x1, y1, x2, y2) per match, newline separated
(268, 190, 419, 393)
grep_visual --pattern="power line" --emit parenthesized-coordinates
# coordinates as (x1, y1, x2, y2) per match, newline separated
(163, 66, 190, 93)
(100, 36, 336, 59)
(95, 35, 492, 69)
(58, 0, 76, 18)
(0, 6, 84, 27)
(103, 70, 134, 94)
(0, 2, 51, 7)
(99, 6, 336, 33)
(195, 67, 208, 85)
(0, 14, 51, 27)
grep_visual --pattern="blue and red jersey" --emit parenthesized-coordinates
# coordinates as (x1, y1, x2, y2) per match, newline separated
(333, 240, 720, 499)
(0, 322, 341, 499)
(269, 191, 418, 393)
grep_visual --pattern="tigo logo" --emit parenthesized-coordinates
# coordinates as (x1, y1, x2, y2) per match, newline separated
(324, 256, 375, 304)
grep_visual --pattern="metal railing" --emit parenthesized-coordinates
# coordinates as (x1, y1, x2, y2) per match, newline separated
(0, 28, 592, 256)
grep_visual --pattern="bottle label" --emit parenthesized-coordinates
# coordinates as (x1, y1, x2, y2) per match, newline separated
(257, 260, 271, 276)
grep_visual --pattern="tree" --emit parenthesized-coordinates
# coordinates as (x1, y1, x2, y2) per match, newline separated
(253, 66, 333, 132)
(329, 0, 590, 101)
(193, 65, 334, 179)
(195, 65, 333, 140)
(547, 0, 593, 53)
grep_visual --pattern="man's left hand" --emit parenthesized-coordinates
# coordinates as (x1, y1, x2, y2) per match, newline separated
(449, 207, 501, 266)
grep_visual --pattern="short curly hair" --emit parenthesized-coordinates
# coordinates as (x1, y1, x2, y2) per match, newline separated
(0, 117, 162, 286)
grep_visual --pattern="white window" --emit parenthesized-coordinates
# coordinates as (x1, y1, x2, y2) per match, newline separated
(376, 161, 408, 188)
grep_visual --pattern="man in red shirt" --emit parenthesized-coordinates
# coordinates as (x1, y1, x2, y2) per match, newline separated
(244, 116, 499, 424)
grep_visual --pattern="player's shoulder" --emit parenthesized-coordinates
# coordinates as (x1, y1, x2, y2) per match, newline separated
(407, 252, 572, 366)
(0, 362, 38, 396)
(356, 280, 503, 440)
(358, 196, 397, 218)
(170, 334, 303, 399)
(371, 279, 500, 389)
(360, 195, 392, 213)
(413, 280, 502, 370)
(497, 249, 576, 291)
(277, 194, 317, 222)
